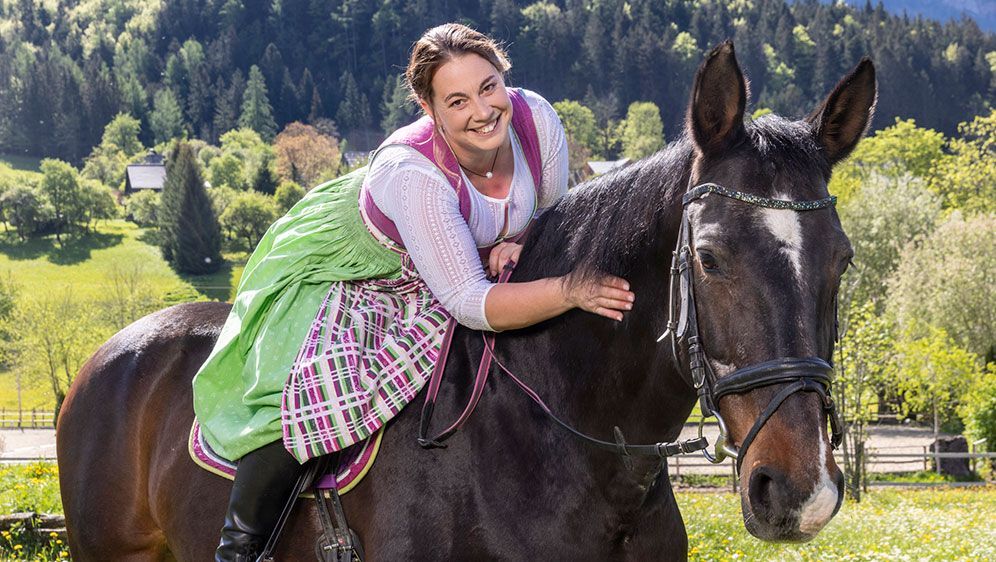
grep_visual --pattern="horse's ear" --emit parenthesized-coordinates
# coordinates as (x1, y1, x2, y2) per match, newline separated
(686, 40, 749, 156)
(805, 58, 877, 166)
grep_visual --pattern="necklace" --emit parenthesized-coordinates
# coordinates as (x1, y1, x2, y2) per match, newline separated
(459, 144, 500, 179)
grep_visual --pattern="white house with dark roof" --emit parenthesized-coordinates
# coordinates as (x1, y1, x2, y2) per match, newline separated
(585, 158, 631, 177)
(124, 150, 167, 194)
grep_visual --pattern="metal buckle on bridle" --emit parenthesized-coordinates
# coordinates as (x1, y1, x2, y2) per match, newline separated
(697, 412, 739, 464)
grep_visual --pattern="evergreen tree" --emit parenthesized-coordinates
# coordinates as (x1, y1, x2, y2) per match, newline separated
(158, 142, 222, 274)
(308, 85, 325, 123)
(213, 72, 243, 142)
(251, 154, 279, 195)
(335, 70, 371, 134)
(259, 43, 285, 99)
(149, 88, 186, 145)
(81, 56, 121, 153)
(380, 74, 417, 134)
(298, 68, 317, 115)
(279, 68, 300, 124)
(239, 65, 278, 141)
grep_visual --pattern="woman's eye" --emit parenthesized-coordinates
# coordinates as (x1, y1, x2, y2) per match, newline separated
(698, 251, 720, 272)
(483, 83, 495, 93)
(451, 99, 465, 108)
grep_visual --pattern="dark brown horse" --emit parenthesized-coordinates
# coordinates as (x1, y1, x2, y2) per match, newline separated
(57, 42, 875, 560)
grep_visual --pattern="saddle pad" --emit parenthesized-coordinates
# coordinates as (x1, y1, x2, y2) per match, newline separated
(189, 419, 382, 496)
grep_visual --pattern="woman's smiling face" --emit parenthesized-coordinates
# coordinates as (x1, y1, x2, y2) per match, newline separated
(419, 53, 512, 156)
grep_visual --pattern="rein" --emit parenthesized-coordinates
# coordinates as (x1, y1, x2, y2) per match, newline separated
(659, 182, 844, 473)
(417, 263, 708, 460)
(416, 181, 844, 474)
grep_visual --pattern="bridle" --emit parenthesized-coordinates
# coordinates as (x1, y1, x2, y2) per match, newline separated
(418, 181, 844, 475)
(659, 182, 844, 474)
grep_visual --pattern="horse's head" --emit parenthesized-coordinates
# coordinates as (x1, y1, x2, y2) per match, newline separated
(677, 41, 875, 541)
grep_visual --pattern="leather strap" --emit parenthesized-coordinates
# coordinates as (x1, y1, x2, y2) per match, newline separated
(418, 257, 707, 459)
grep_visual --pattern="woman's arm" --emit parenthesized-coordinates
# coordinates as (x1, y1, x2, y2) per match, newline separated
(484, 274, 634, 332)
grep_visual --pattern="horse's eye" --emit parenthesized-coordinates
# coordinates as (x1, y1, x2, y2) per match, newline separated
(698, 250, 720, 273)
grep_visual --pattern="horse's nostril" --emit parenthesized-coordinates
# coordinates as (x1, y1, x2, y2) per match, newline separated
(748, 468, 773, 515)
(748, 467, 787, 525)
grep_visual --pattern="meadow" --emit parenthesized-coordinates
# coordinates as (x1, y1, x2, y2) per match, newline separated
(1, 461, 993, 561)
(0, 220, 244, 411)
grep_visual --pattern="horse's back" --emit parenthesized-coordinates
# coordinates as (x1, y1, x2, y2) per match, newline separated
(57, 301, 230, 560)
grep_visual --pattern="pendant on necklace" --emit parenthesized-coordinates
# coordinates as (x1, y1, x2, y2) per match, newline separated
(485, 171, 493, 179)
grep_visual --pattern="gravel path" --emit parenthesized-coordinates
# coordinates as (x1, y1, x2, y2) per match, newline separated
(0, 424, 958, 475)
(669, 422, 956, 475)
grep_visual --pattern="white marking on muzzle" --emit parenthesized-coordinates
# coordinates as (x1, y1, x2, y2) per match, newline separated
(760, 198, 804, 283)
(796, 434, 837, 535)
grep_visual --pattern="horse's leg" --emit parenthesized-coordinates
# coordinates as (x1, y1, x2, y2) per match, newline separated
(59, 303, 233, 561)
(58, 345, 171, 561)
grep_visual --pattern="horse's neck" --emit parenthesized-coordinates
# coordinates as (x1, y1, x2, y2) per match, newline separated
(481, 148, 697, 513)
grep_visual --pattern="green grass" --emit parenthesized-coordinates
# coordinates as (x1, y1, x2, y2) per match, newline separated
(0, 220, 245, 410)
(678, 487, 996, 561)
(0, 463, 67, 560)
(867, 470, 983, 483)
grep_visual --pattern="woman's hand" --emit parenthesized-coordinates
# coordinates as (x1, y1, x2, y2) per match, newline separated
(561, 274, 634, 322)
(488, 242, 523, 277)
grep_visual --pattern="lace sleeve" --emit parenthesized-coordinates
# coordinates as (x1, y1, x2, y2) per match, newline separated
(368, 151, 495, 331)
(522, 89, 569, 212)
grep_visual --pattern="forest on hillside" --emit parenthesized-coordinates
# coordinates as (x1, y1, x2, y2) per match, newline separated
(0, 0, 993, 162)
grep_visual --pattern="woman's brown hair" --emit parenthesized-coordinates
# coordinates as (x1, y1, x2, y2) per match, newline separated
(405, 23, 511, 110)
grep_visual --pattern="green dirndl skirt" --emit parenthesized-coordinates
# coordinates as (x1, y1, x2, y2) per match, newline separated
(192, 167, 402, 461)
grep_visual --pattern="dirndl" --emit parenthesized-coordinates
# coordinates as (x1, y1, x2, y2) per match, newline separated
(192, 167, 405, 462)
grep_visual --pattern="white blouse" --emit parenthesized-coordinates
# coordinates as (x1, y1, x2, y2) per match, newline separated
(365, 88, 569, 331)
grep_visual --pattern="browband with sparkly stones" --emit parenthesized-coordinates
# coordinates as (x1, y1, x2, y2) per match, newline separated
(683, 183, 837, 210)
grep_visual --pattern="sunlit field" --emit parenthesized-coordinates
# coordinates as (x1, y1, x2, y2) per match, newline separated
(0, 461, 993, 561)
(677, 487, 996, 561)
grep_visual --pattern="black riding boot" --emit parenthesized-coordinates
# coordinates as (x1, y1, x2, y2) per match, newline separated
(215, 440, 307, 562)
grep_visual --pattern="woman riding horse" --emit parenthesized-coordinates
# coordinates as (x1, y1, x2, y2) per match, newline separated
(192, 23, 635, 561)
(58, 37, 877, 561)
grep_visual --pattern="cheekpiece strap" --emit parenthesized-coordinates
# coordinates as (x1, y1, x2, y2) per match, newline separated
(683, 183, 837, 210)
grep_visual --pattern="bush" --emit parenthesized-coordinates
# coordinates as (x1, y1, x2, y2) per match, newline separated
(126, 190, 161, 227)
(219, 191, 279, 251)
(274, 180, 305, 213)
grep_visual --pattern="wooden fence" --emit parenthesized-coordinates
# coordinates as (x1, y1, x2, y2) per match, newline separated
(0, 409, 56, 429)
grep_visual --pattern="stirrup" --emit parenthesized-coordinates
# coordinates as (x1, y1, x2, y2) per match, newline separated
(313, 455, 365, 562)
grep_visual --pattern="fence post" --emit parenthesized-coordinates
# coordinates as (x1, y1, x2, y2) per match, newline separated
(923, 445, 928, 472)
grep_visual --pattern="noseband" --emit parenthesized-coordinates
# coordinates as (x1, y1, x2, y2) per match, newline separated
(659, 183, 844, 474)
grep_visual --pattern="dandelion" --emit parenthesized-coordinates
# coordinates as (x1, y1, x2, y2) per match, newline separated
(50, 531, 58, 538)
(14, 544, 23, 551)
(56, 539, 63, 545)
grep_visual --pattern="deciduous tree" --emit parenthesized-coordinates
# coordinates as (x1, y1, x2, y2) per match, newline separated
(619, 101, 664, 160)
(220, 191, 279, 250)
(273, 122, 341, 188)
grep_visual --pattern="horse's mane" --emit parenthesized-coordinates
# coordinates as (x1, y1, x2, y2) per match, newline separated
(522, 115, 830, 284)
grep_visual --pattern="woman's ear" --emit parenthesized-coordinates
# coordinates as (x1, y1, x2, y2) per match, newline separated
(418, 97, 434, 121)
